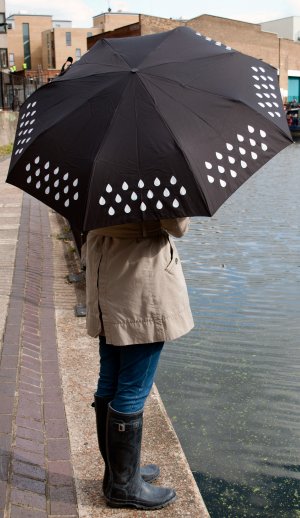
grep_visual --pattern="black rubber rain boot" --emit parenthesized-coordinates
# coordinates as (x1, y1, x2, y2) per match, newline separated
(105, 404, 176, 509)
(93, 395, 160, 492)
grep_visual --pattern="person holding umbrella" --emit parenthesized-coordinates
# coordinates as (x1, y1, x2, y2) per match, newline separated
(83, 216, 194, 510)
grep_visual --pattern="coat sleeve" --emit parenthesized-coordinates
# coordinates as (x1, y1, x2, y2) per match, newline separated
(160, 217, 190, 238)
(80, 241, 87, 270)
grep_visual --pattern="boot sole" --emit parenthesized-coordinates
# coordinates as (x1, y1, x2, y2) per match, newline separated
(106, 494, 177, 510)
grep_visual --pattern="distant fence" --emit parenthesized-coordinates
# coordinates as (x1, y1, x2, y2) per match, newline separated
(0, 71, 53, 111)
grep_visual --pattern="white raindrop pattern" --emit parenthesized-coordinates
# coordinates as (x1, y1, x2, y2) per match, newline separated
(250, 66, 281, 118)
(204, 125, 269, 188)
(15, 101, 38, 156)
(196, 31, 232, 51)
(99, 176, 187, 216)
(24, 157, 79, 208)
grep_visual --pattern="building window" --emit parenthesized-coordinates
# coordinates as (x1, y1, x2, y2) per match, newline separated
(22, 23, 31, 69)
(9, 53, 14, 66)
(75, 48, 81, 61)
(66, 32, 71, 46)
(0, 13, 6, 33)
(0, 48, 8, 68)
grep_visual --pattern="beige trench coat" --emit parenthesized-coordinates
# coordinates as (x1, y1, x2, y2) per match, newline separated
(83, 218, 194, 346)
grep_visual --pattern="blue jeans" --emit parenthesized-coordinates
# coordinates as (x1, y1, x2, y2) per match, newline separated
(96, 336, 164, 413)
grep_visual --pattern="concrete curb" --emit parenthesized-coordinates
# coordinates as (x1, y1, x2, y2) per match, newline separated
(50, 211, 210, 517)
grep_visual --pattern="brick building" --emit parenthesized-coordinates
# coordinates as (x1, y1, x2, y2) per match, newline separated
(93, 11, 139, 33)
(6, 14, 101, 74)
(88, 13, 300, 102)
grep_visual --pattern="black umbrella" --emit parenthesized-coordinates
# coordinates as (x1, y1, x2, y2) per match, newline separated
(6, 27, 292, 231)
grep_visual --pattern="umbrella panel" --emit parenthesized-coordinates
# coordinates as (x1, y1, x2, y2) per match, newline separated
(85, 75, 208, 230)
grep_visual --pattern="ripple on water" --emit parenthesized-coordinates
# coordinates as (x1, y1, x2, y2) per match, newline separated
(156, 143, 300, 517)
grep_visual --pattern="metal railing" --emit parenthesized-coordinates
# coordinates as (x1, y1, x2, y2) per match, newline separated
(0, 71, 53, 110)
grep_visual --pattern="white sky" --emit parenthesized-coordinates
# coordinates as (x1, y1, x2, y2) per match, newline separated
(5, 0, 300, 28)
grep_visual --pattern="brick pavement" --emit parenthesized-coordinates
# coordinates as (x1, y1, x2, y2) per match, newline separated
(0, 157, 78, 517)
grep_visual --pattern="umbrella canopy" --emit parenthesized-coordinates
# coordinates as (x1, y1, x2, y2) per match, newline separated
(6, 27, 292, 231)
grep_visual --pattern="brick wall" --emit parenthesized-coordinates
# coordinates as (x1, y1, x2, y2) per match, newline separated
(140, 14, 185, 35)
(187, 15, 280, 68)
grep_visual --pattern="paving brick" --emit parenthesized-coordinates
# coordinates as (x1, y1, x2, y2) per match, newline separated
(0, 368, 17, 381)
(41, 351, 58, 362)
(22, 333, 40, 346)
(22, 341, 40, 352)
(0, 454, 9, 482)
(43, 387, 62, 401)
(13, 448, 45, 467)
(0, 396, 14, 414)
(47, 439, 70, 461)
(49, 485, 77, 515)
(22, 357, 41, 372)
(15, 436, 44, 454)
(0, 480, 7, 510)
(12, 460, 46, 481)
(23, 325, 39, 335)
(12, 474, 46, 495)
(18, 391, 41, 404)
(11, 487, 46, 510)
(18, 382, 41, 395)
(19, 367, 41, 381)
(44, 402, 65, 420)
(18, 376, 41, 388)
(48, 460, 74, 486)
(1, 344, 19, 355)
(16, 426, 44, 443)
(23, 348, 40, 359)
(15, 416, 43, 431)
(0, 381, 16, 396)
(23, 316, 39, 326)
(42, 372, 61, 387)
(0, 356, 18, 369)
(0, 414, 13, 434)
(17, 400, 42, 420)
(42, 360, 59, 373)
(45, 419, 68, 439)
(0, 432, 12, 451)
(3, 326, 20, 343)
(10, 505, 47, 518)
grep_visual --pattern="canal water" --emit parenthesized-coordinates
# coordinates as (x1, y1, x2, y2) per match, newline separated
(156, 141, 300, 517)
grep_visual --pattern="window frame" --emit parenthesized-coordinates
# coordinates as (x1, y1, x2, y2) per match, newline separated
(66, 31, 72, 46)
(0, 13, 6, 34)
(0, 48, 8, 68)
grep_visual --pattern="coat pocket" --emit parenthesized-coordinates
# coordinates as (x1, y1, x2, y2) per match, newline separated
(165, 236, 179, 274)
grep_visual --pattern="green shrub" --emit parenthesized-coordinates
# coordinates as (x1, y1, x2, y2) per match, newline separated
(0, 143, 13, 156)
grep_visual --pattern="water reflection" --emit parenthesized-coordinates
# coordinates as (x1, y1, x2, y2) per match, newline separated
(156, 142, 300, 517)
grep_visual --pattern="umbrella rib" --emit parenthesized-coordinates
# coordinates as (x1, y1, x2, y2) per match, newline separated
(137, 75, 211, 215)
(104, 38, 133, 68)
(141, 50, 235, 74)
(141, 71, 290, 136)
(104, 29, 175, 69)
(142, 69, 228, 99)
(83, 76, 133, 230)
(140, 73, 224, 139)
